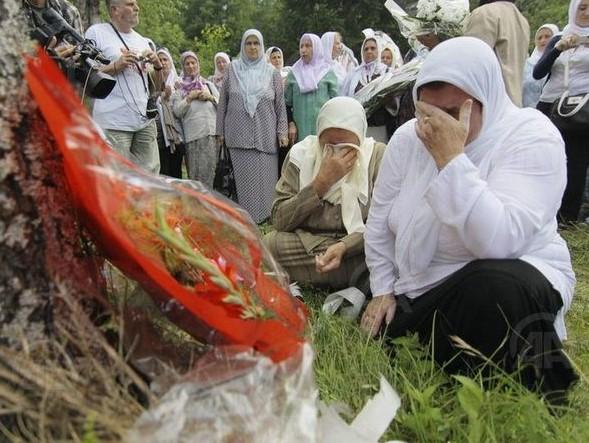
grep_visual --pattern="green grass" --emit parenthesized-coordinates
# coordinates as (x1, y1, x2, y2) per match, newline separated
(306, 225, 589, 443)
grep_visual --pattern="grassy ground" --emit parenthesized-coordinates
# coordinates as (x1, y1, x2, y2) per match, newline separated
(307, 225, 589, 442)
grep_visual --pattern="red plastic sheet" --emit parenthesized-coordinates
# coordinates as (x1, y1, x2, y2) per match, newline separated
(25, 51, 307, 362)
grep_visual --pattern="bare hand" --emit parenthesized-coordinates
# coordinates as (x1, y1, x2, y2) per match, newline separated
(217, 135, 225, 147)
(117, 48, 140, 71)
(315, 242, 346, 273)
(47, 37, 76, 59)
(142, 49, 163, 70)
(188, 89, 203, 101)
(312, 145, 358, 197)
(279, 136, 289, 148)
(288, 122, 297, 145)
(556, 34, 584, 51)
(415, 99, 472, 170)
(162, 85, 172, 100)
(360, 294, 396, 337)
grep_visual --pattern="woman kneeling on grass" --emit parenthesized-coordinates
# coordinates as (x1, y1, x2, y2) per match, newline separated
(264, 97, 385, 292)
(361, 37, 578, 400)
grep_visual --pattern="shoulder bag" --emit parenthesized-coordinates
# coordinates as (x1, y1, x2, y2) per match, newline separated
(213, 142, 238, 202)
(549, 54, 589, 134)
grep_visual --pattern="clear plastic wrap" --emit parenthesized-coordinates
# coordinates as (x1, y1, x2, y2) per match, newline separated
(127, 344, 318, 443)
(384, 0, 470, 39)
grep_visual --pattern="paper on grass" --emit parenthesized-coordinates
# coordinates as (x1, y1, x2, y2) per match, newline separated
(318, 375, 406, 443)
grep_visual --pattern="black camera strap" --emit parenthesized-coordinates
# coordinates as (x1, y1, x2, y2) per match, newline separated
(108, 22, 148, 93)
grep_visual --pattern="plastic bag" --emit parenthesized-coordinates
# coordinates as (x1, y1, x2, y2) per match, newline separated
(127, 344, 318, 443)
(384, 0, 470, 40)
(26, 50, 307, 363)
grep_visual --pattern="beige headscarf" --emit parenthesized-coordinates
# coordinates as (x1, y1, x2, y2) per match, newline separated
(289, 97, 375, 234)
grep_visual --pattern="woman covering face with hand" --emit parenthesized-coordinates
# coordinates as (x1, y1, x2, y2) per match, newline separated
(363, 36, 577, 401)
(264, 97, 385, 292)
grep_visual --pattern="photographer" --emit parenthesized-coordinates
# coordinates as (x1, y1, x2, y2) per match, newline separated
(85, 0, 164, 174)
(23, 0, 83, 58)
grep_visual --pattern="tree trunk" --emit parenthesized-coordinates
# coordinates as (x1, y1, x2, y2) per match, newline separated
(73, 0, 101, 29)
(0, 0, 54, 346)
(0, 0, 101, 347)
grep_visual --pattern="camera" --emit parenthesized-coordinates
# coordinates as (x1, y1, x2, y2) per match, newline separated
(28, 6, 116, 99)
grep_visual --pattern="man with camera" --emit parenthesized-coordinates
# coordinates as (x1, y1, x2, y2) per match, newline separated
(23, 0, 83, 58)
(85, 0, 164, 174)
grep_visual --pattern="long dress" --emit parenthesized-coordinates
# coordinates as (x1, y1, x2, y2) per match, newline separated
(216, 67, 288, 223)
(284, 70, 338, 143)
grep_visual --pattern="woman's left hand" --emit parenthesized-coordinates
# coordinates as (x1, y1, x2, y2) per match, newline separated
(279, 136, 289, 148)
(415, 99, 472, 170)
(315, 242, 346, 273)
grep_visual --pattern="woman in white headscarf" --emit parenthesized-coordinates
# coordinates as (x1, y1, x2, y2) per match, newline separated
(320, 32, 348, 87)
(208, 52, 230, 90)
(264, 97, 385, 291)
(380, 41, 404, 70)
(341, 35, 391, 142)
(265, 46, 291, 83)
(522, 24, 559, 107)
(155, 48, 184, 178)
(216, 29, 288, 223)
(534, 0, 589, 225)
(285, 33, 338, 146)
(363, 37, 577, 399)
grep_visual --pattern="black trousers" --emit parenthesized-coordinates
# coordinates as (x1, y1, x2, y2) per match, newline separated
(388, 259, 578, 397)
(537, 101, 589, 222)
(158, 141, 185, 179)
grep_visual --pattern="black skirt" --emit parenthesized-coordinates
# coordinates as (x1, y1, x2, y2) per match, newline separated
(387, 259, 578, 399)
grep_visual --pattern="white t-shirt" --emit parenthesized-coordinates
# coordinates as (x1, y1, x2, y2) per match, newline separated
(85, 23, 155, 131)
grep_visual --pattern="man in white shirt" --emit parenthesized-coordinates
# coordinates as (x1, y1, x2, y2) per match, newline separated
(85, 0, 163, 174)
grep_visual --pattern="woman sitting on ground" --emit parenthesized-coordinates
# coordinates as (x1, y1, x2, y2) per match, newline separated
(264, 97, 385, 292)
(362, 37, 577, 400)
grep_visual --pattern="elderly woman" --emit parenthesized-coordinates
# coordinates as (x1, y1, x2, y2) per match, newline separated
(285, 33, 338, 145)
(320, 32, 348, 88)
(156, 48, 184, 178)
(342, 36, 391, 142)
(208, 52, 230, 90)
(534, 0, 589, 224)
(171, 52, 218, 188)
(216, 29, 288, 223)
(265, 46, 291, 83)
(522, 24, 559, 108)
(362, 37, 577, 399)
(264, 97, 385, 290)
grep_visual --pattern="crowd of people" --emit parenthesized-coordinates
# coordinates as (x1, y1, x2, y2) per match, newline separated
(25, 0, 589, 403)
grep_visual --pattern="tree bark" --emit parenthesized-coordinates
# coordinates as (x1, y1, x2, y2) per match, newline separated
(0, 0, 54, 346)
(73, 0, 101, 29)
(0, 0, 102, 347)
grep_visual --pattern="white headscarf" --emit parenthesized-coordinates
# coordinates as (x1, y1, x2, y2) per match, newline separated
(321, 31, 349, 86)
(380, 42, 404, 70)
(341, 35, 389, 96)
(529, 24, 560, 64)
(265, 46, 291, 79)
(156, 48, 179, 89)
(395, 36, 533, 276)
(212, 52, 230, 88)
(289, 97, 375, 234)
(563, 0, 589, 37)
(231, 29, 275, 117)
(291, 33, 333, 94)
